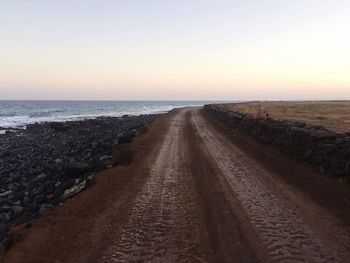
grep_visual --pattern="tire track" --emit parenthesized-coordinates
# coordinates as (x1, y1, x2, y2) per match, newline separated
(100, 110, 210, 263)
(192, 109, 350, 263)
(184, 111, 259, 263)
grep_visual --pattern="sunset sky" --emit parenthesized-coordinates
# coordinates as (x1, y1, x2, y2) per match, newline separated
(1, 0, 349, 100)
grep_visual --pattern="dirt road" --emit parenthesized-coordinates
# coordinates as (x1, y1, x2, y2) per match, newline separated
(3, 108, 350, 263)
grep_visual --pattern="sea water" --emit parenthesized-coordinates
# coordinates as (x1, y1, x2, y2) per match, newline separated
(0, 100, 224, 129)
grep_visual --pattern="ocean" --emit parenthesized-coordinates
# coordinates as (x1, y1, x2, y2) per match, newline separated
(0, 100, 224, 129)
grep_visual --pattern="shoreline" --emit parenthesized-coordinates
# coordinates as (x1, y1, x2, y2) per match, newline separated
(0, 113, 165, 131)
(0, 113, 159, 245)
(0, 100, 220, 130)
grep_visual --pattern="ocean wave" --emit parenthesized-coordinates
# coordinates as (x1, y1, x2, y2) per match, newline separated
(0, 101, 224, 129)
(0, 108, 168, 128)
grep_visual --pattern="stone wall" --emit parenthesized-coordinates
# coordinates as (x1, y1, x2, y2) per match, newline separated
(204, 104, 350, 178)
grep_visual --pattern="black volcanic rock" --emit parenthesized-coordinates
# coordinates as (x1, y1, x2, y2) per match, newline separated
(64, 162, 89, 179)
(0, 114, 158, 242)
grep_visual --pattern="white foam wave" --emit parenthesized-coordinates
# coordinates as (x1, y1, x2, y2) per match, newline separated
(0, 104, 201, 129)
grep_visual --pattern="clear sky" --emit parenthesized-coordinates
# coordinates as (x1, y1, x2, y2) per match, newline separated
(0, 0, 349, 100)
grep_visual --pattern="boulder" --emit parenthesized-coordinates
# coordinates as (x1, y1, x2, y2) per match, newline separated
(90, 159, 106, 172)
(52, 179, 76, 202)
(64, 162, 89, 179)
(0, 191, 13, 198)
(11, 206, 23, 217)
(100, 155, 112, 161)
(62, 180, 86, 200)
(118, 132, 135, 144)
(35, 173, 47, 181)
(39, 204, 54, 214)
(311, 130, 337, 140)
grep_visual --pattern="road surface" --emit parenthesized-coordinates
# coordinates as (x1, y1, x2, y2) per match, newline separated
(3, 108, 350, 263)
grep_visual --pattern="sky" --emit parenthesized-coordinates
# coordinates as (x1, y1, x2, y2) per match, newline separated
(0, 0, 350, 100)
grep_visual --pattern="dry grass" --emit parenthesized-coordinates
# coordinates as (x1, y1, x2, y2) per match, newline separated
(219, 101, 350, 133)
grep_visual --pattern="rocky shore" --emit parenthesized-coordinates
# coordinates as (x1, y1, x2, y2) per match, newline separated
(204, 104, 350, 180)
(0, 114, 158, 244)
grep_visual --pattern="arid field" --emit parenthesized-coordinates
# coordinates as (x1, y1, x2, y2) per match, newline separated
(219, 101, 350, 133)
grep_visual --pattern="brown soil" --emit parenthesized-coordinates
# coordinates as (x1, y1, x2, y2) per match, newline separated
(220, 101, 350, 133)
(2, 107, 350, 263)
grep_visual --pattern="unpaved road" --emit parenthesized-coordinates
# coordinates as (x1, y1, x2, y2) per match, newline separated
(3, 108, 350, 263)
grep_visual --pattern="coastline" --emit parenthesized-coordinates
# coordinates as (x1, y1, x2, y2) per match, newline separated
(0, 113, 158, 245)
(0, 100, 221, 130)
